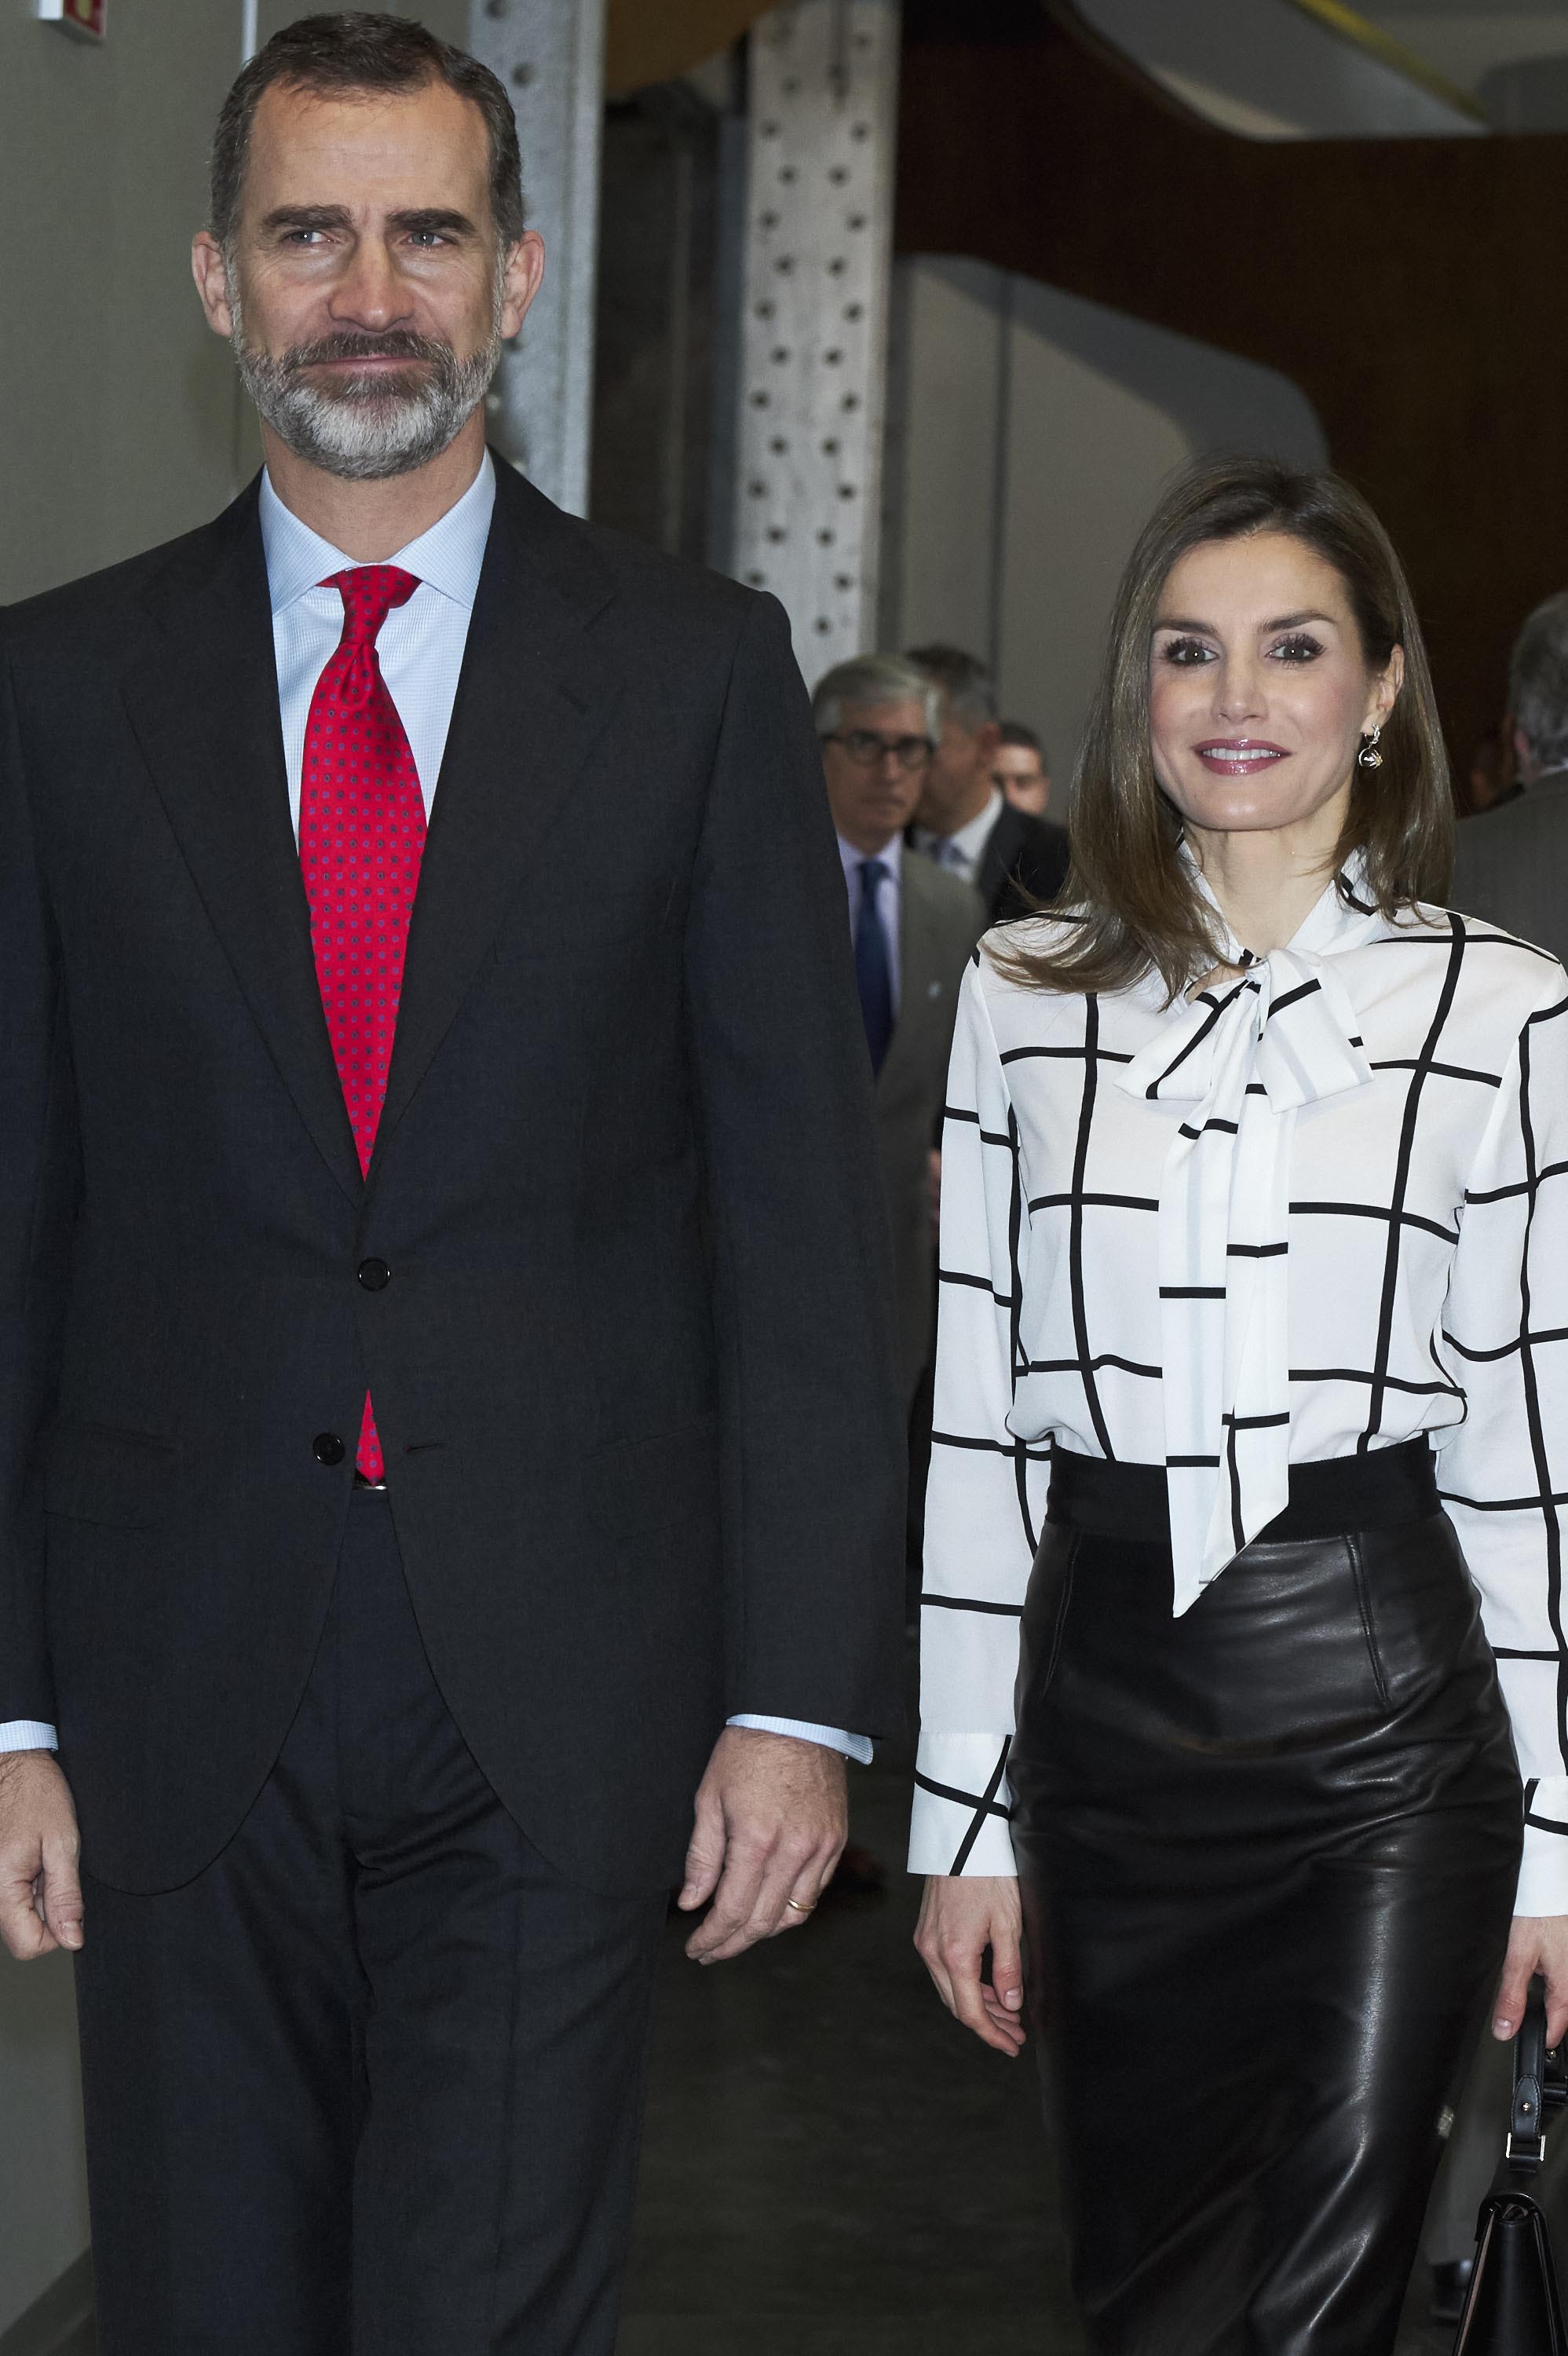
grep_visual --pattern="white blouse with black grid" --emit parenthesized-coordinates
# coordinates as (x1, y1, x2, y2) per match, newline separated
(908, 864, 1568, 1913)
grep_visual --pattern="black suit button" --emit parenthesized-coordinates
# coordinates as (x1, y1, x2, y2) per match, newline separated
(313, 1432, 346, 1466)
(357, 1258, 391, 1292)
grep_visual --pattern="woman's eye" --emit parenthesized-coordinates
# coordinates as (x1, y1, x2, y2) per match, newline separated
(1271, 635, 1323, 664)
(1159, 637, 1215, 667)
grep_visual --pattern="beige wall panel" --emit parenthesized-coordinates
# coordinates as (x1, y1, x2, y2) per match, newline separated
(994, 312, 1190, 794)
(0, 2, 242, 602)
(886, 258, 1003, 663)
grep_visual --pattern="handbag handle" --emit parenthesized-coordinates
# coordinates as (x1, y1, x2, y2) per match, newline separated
(1509, 1976, 1566, 2169)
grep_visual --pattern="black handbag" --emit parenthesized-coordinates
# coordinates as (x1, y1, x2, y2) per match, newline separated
(1453, 1977, 1568, 2353)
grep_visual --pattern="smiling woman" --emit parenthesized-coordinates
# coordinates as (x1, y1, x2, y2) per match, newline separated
(997, 455, 1452, 1003)
(912, 455, 1568, 2352)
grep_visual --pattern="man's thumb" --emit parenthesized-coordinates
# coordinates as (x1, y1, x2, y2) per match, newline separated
(42, 1841, 84, 1952)
(678, 1807, 726, 1912)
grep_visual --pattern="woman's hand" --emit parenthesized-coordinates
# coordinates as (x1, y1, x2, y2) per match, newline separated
(1493, 1915, 1568, 2048)
(914, 1873, 1027, 2057)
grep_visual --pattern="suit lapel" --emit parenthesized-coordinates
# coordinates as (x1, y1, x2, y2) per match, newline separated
(878, 854, 943, 1096)
(371, 465, 620, 1169)
(120, 486, 364, 1205)
(975, 803, 1014, 916)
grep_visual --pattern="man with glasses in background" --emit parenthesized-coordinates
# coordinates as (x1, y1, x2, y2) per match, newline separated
(816, 657, 984, 1407)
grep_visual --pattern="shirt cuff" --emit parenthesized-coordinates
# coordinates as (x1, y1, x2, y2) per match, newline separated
(726, 1714, 873, 1765)
(909, 1732, 1017, 1876)
(1519, 1778, 1568, 1915)
(0, 1722, 59, 1753)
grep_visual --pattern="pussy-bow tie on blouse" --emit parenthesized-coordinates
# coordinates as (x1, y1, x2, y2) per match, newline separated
(1115, 864, 1382, 1613)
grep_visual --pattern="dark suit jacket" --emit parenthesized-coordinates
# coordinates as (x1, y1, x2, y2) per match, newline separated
(1450, 769, 1568, 967)
(0, 460, 905, 1896)
(874, 857, 985, 1401)
(977, 801, 1071, 926)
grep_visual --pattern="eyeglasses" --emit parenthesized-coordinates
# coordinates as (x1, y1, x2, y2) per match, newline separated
(824, 730, 934, 771)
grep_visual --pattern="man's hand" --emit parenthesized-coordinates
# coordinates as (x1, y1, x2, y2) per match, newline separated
(1493, 1914, 1568, 2047)
(914, 1872, 1026, 2057)
(0, 1753, 83, 1961)
(679, 1727, 846, 1964)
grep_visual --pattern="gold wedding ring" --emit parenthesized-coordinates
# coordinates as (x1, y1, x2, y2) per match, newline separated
(784, 1897, 817, 1915)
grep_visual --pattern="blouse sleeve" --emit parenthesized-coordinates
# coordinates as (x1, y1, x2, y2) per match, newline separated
(1436, 967, 1568, 1915)
(909, 956, 1051, 1876)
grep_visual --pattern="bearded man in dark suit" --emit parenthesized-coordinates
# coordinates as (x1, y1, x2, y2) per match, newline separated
(0, 16, 903, 2353)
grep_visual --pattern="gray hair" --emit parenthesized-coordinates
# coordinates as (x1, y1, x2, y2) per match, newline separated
(813, 654, 940, 742)
(905, 642, 997, 731)
(1509, 591, 1568, 776)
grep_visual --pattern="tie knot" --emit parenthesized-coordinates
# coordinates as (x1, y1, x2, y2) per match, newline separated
(324, 565, 420, 646)
(860, 857, 890, 894)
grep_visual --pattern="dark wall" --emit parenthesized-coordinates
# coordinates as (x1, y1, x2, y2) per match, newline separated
(896, 0, 1568, 792)
(591, 82, 736, 566)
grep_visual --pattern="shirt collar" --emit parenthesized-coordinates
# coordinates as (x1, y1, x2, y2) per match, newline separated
(837, 832, 903, 889)
(919, 785, 1003, 871)
(258, 449, 498, 617)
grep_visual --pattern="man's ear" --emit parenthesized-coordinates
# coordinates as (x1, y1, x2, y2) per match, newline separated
(976, 720, 1003, 765)
(1513, 723, 1536, 786)
(499, 230, 546, 343)
(192, 232, 236, 339)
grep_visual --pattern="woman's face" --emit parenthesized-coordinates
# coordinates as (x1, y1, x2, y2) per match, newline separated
(1148, 531, 1402, 843)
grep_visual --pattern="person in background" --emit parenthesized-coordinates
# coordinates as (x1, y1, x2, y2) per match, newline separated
(1453, 589, 1568, 963)
(1424, 585, 1568, 2322)
(993, 720, 1052, 818)
(1464, 724, 1518, 815)
(816, 657, 986, 1406)
(906, 645, 1071, 921)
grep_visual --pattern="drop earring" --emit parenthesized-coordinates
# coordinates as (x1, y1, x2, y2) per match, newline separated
(1358, 725, 1383, 770)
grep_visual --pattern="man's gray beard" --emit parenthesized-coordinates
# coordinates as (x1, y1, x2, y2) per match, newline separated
(230, 287, 503, 483)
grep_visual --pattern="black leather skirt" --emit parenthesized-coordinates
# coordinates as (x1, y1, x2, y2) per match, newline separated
(1009, 1442, 1522, 2356)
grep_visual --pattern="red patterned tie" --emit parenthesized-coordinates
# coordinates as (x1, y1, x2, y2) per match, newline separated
(298, 565, 425, 1481)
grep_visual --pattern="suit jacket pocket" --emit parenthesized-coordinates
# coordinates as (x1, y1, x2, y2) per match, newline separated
(587, 1416, 720, 1542)
(43, 1421, 184, 1528)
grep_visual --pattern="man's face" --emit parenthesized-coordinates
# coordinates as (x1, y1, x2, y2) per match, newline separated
(192, 77, 543, 481)
(993, 741, 1051, 817)
(912, 703, 1001, 834)
(821, 698, 933, 854)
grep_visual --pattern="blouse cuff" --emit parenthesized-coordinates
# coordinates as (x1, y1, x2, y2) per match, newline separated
(908, 1732, 1017, 1877)
(1518, 1780, 1568, 1915)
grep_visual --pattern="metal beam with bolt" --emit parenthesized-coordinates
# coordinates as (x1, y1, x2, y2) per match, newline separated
(470, 0, 608, 518)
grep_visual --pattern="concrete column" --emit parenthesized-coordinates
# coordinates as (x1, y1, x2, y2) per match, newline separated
(470, 0, 607, 516)
(727, 0, 901, 682)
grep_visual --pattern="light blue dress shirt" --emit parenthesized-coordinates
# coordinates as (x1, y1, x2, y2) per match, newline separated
(0, 452, 868, 1768)
(837, 829, 903, 1015)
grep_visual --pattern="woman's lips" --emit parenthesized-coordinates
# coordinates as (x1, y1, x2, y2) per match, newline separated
(1193, 740, 1289, 777)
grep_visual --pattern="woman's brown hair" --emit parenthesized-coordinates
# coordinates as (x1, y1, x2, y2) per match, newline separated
(998, 455, 1453, 1003)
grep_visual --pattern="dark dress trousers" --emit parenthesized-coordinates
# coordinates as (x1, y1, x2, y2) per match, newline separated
(975, 800, 1070, 925)
(0, 460, 905, 2351)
